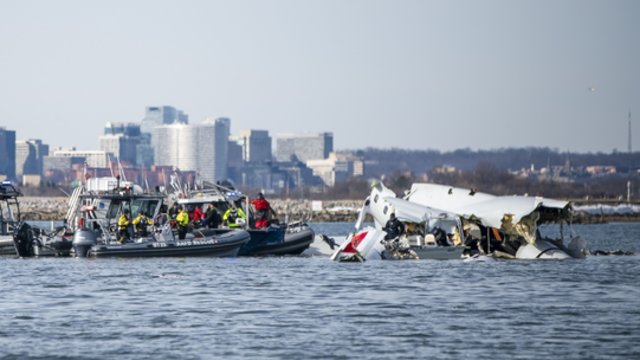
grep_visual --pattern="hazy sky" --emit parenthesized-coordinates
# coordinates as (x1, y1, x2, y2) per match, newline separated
(1, 0, 638, 153)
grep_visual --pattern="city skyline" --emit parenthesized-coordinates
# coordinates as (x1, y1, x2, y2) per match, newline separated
(1, 0, 639, 153)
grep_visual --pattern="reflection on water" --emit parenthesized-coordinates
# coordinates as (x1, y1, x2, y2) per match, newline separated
(1, 222, 639, 359)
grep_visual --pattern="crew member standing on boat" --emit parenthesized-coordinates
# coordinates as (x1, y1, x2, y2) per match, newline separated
(190, 205, 205, 228)
(383, 212, 405, 241)
(168, 202, 180, 219)
(117, 209, 131, 243)
(251, 192, 276, 229)
(176, 206, 190, 240)
(223, 205, 246, 228)
(132, 211, 153, 238)
(205, 204, 221, 229)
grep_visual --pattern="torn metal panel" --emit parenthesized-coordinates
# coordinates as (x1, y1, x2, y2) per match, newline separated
(406, 183, 571, 230)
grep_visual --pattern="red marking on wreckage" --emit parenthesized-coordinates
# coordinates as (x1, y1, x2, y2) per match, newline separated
(342, 231, 368, 254)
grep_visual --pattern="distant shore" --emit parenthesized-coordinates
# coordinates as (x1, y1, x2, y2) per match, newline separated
(14, 197, 640, 224)
(15, 197, 363, 223)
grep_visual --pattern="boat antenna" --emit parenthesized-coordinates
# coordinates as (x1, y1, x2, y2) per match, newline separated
(117, 157, 127, 182)
(107, 153, 115, 178)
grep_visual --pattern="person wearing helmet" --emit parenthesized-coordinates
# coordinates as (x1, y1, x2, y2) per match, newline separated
(223, 204, 246, 228)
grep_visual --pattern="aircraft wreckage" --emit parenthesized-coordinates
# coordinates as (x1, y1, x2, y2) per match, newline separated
(330, 182, 587, 261)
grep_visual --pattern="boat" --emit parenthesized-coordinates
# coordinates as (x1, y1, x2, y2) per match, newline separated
(330, 181, 465, 261)
(404, 183, 587, 259)
(13, 222, 73, 257)
(14, 176, 250, 258)
(0, 181, 22, 256)
(173, 183, 315, 257)
(74, 219, 250, 258)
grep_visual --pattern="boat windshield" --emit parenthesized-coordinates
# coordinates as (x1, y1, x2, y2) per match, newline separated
(130, 198, 161, 217)
(106, 198, 161, 219)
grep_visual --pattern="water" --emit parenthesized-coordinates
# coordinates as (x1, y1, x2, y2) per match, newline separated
(1, 222, 639, 359)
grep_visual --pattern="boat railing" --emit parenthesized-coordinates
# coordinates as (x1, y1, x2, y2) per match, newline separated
(82, 217, 116, 244)
(65, 185, 85, 227)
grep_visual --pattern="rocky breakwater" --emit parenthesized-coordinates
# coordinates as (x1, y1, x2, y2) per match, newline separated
(19, 197, 70, 221)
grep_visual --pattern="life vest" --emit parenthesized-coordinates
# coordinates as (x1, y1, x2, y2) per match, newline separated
(252, 199, 270, 211)
(176, 210, 189, 227)
(117, 214, 129, 231)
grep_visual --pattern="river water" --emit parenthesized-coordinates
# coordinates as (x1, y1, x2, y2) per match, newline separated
(1, 222, 639, 359)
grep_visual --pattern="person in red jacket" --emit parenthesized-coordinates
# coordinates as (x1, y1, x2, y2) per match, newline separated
(190, 205, 205, 228)
(251, 192, 276, 228)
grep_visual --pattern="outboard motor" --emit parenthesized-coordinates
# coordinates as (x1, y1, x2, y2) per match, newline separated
(13, 222, 36, 257)
(72, 229, 97, 257)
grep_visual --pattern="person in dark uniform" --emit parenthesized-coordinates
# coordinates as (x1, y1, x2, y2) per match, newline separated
(205, 204, 222, 229)
(383, 212, 405, 240)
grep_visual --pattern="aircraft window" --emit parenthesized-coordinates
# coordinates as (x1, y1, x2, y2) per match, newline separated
(383, 205, 388, 215)
(374, 195, 379, 203)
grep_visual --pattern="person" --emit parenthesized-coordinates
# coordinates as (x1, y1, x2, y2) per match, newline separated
(132, 211, 153, 238)
(205, 204, 221, 229)
(168, 202, 180, 220)
(190, 205, 205, 228)
(175, 205, 189, 240)
(383, 212, 405, 241)
(251, 192, 276, 228)
(117, 209, 131, 243)
(223, 205, 246, 228)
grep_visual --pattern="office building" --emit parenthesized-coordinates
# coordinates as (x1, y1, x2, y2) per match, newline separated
(275, 132, 333, 162)
(153, 118, 230, 183)
(0, 127, 16, 180)
(306, 152, 363, 187)
(99, 122, 141, 165)
(139, 106, 189, 167)
(15, 139, 49, 177)
(231, 129, 272, 163)
(140, 106, 188, 134)
(51, 149, 110, 168)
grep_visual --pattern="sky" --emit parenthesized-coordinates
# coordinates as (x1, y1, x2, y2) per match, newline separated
(0, 0, 639, 153)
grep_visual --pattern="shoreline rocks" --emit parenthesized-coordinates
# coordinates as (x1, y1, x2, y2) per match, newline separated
(14, 196, 640, 224)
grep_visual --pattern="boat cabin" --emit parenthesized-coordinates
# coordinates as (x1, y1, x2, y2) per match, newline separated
(0, 181, 21, 236)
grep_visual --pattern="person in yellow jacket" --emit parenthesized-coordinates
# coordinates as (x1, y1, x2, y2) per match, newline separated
(223, 205, 246, 228)
(175, 206, 190, 240)
(132, 211, 153, 238)
(117, 209, 131, 243)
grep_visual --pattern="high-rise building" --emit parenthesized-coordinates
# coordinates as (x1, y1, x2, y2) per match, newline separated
(15, 139, 49, 177)
(140, 106, 188, 134)
(0, 127, 16, 180)
(139, 106, 189, 167)
(153, 118, 229, 183)
(99, 122, 140, 165)
(275, 132, 333, 162)
(232, 129, 272, 163)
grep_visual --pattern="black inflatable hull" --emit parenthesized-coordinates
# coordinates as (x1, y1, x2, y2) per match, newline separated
(87, 230, 250, 258)
(197, 224, 315, 256)
(241, 227, 315, 256)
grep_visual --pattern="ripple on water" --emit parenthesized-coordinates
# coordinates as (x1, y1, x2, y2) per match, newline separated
(1, 223, 639, 359)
